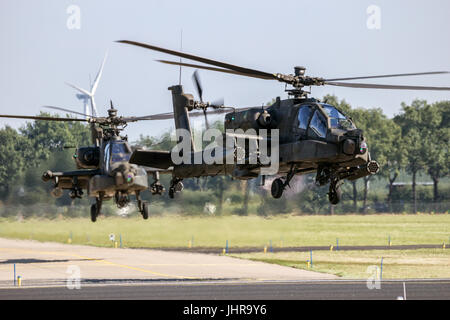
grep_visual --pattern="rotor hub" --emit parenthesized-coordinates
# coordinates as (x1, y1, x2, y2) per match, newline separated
(108, 108, 118, 118)
(294, 66, 306, 76)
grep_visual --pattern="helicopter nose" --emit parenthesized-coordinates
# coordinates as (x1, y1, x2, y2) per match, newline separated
(114, 172, 124, 185)
(114, 170, 134, 185)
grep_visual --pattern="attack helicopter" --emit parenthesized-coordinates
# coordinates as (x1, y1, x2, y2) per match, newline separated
(0, 103, 167, 222)
(117, 40, 450, 205)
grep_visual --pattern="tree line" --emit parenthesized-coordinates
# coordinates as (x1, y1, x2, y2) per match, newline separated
(0, 97, 448, 216)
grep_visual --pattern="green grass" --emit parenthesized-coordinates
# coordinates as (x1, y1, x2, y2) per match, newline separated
(1, 214, 449, 279)
(231, 249, 450, 279)
(0, 214, 449, 249)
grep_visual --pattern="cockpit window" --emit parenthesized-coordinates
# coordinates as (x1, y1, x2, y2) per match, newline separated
(308, 110, 327, 138)
(297, 106, 312, 130)
(322, 104, 355, 130)
(110, 141, 131, 162)
(104, 143, 111, 172)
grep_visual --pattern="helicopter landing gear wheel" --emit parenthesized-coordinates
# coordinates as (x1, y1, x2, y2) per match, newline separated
(136, 191, 149, 220)
(90, 197, 102, 223)
(328, 180, 342, 205)
(271, 178, 284, 199)
(90, 204, 97, 222)
(142, 202, 149, 220)
(271, 165, 296, 199)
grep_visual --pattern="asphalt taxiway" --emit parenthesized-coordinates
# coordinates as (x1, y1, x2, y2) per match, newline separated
(1, 279, 449, 300)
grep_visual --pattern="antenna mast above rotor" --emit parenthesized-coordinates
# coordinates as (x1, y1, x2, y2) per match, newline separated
(179, 29, 183, 85)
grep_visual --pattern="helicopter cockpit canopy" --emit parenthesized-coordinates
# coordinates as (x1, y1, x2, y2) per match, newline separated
(321, 104, 356, 130)
(103, 140, 132, 172)
(110, 140, 132, 163)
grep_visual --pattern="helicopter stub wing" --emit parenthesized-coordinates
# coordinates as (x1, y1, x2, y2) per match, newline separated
(42, 169, 100, 180)
(129, 150, 173, 170)
(42, 169, 100, 190)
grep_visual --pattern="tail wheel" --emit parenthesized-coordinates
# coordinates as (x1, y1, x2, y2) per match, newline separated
(271, 178, 284, 199)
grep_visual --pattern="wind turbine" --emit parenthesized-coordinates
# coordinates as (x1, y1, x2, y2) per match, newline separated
(66, 52, 108, 118)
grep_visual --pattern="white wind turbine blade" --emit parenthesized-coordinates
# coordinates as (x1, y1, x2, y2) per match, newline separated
(91, 51, 108, 95)
(65, 82, 92, 97)
(89, 51, 108, 117)
(66, 51, 107, 118)
(65, 82, 92, 119)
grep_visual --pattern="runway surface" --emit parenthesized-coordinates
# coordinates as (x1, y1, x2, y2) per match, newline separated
(1, 279, 449, 300)
(0, 238, 449, 300)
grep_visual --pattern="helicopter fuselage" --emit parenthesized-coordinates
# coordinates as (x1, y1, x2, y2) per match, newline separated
(130, 85, 379, 204)
(44, 138, 149, 199)
(223, 97, 373, 178)
(40, 114, 157, 222)
(152, 95, 374, 179)
(88, 137, 148, 199)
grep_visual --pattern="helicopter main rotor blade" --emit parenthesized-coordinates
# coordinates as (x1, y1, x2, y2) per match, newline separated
(325, 81, 450, 91)
(118, 40, 450, 91)
(117, 40, 276, 80)
(123, 107, 249, 122)
(43, 105, 96, 119)
(187, 107, 252, 117)
(157, 60, 272, 80)
(325, 71, 450, 82)
(0, 114, 87, 122)
(191, 109, 229, 118)
(121, 112, 176, 122)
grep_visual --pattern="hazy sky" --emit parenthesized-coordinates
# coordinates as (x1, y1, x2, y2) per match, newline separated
(1, 0, 450, 142)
